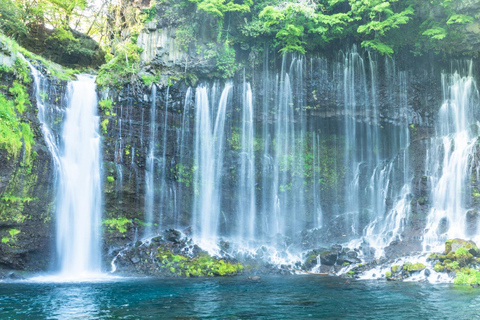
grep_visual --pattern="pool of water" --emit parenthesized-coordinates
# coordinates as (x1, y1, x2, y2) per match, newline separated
(1, 275, 479, 319)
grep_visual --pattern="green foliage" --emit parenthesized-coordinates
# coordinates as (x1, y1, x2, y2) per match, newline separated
(156, 246, 244, 277)
(97, 42, 142, 88)
(385, 271, 392, 278)
(454, 269, 480, 285)
(171, 163, 196, 187)
(141, 73, 162, 86)
(99, 98, 114, 115)
(141, 1, 158, 23)
(8, 81, 30, 114)
(0, 88, 34, 162)
(107, 176, 115, 183)
(204, 42, 237, 78)
(101, 118, 109, 134)
(1, 228, 20, 244)
(446, 260, 460, 271)
(391, 265, 399, 273)
(103, 217, 131, 233)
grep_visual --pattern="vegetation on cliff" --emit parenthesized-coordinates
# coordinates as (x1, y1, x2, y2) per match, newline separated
(1, 0, 478, 80)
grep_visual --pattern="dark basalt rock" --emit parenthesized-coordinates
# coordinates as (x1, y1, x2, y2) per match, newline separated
(320, 251, 338, 266)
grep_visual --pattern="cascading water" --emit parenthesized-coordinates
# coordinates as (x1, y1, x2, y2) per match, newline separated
(423, 62, 480, 251)
(29, 62, 102, 277)
(56, 75, 102, 276)
(192, 83, 232, 248)
(144, 85, 157, 236)
(236, 80, 256, 242)
(183, 49, 414, 260)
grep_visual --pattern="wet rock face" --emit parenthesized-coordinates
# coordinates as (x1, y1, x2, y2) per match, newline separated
(0, 65, 64, 271)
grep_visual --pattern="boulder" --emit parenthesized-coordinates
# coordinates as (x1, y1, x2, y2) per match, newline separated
(445, 239, 478, 254)
(320, 251, 337, 266)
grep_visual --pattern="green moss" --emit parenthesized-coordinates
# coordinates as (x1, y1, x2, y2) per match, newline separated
(385, 271, 392, 278)
(427, 253, 438, 261)
(403, 262, 426, 272)
(0, 92, 34, 165)
(156, 246, 243, 277)
(9, 81, 31, 113)
(107, 176, 115, 183)
(391, 265, 399, 273)
(454, 269, 480, 285)
(445, 261, 460, 272)
(103, 217, 131, 233)
(434, 262, 445, 272)
(445, 239, 453, 254)
(101, 118, 109, 134)
(99, 99, 114, 115)
(1, 228, 20, 244)
(171, 163, 196, 187)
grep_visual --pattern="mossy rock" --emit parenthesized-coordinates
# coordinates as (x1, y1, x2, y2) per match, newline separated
(385, 271, 392, 278)
(427, 253, 438, 261)
(445, 239, 478, 254)
(403, 262, 426, 272)
(155, 246, 243, 277)
(391, 265, 399, 273)
(434, 262, 445, 272)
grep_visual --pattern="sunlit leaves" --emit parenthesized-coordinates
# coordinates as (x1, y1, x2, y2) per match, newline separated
(422, 27, 447, 40)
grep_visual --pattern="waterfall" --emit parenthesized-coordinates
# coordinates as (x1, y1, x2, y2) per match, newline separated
(144, 85, 157, 236)
(56, 75, 102, 275)
(236, 80, 256, 242)
(29, 62, 102, 276)
(192, 83, 232, 248)
(424, 62, 480, 251)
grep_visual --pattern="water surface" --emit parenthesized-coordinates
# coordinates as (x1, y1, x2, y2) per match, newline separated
(0, 275, 479, 319)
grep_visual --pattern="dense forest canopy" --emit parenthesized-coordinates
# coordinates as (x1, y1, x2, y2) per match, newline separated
(0, 0, 477, 71)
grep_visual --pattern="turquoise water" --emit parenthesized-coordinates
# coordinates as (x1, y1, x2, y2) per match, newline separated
(0, 275, 479, 319)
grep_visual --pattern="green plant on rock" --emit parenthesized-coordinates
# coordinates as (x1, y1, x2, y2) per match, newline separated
(403, 262, 425, 272)
(1, 228, 20, 244)
(0, 92, 34, 161)
(96, 42, 143, 88)
(101, 118, 109, 134)
(391, 265, 399, 273)
(434, 262, 445, 272)
(99, 98, 114, 115)
(456, 247, 474, 267)
(385, 271, 392, 278)
(445, 260, 460, 272)
(9, 81, 31, 114)
(141, 73, 162, 86)
(156, 246, 243, 277)
(454, 268, 480, 285)
(103, 217, 131, 233)
(171, 163, 195, 187)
